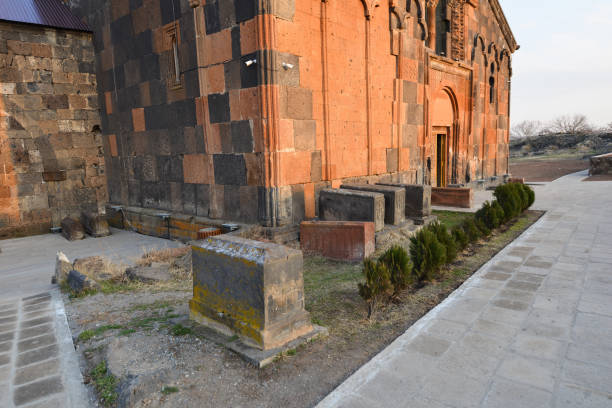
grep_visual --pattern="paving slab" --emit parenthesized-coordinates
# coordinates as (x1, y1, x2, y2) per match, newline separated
(317, 170, 612, 408)
(0, 229, 183, 408)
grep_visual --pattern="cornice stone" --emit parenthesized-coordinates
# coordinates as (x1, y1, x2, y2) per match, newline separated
(488, 0, 518, 52)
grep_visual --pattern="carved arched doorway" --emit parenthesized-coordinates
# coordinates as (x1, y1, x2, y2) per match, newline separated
(431, 88, 458, 187)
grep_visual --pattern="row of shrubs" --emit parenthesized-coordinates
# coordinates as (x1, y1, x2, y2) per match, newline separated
(359, 182, 535, 317)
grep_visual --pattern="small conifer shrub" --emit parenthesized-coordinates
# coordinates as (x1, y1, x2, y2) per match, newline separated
(462, 218, 481, 243)
(379, 245, 412, 295)
(358, 259, 393, 318)
(428, 221, 458, 263)
(475, 200, 505, 230)
(452, 226, 469, 250)
(494, 183, 521, 221)
(409, 229, 446, 283)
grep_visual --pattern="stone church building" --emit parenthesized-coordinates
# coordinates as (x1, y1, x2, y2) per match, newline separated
(1, 0, 517, 235)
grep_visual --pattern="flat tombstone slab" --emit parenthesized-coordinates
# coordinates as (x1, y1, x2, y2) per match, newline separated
(190, 235, 314, 351)
(432, 187, 473, 209)
(319, 189, 385, 232)
(377, 183, 432, 218)
(300, 221, 375, 261)
(340, 184, 405, 225)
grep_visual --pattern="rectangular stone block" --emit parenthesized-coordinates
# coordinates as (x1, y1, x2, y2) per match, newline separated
(508, 177, 525, 184)
(60, 217, 84, 241)
(589, 153, 612, 175)
(319, 189, 385, 232)
(432, 187, 473, 209)
(341, 184, 405, 225)
(300, 221, 374, 261)
(377, 183, 432, 218)
(80, 212, 111, 237)
(190, 235, 314, 350)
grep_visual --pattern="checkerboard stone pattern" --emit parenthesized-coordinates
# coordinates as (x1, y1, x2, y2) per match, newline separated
(0, 293, 66, 407)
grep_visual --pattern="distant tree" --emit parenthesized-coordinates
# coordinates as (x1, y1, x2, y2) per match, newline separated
(548, 114, 592, 134)
(510, 120, 545, 139)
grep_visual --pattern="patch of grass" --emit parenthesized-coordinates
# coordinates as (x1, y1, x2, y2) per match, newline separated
(78, 325, 123, 342)
(78, 330, 95, 341)
(90, 361, 118, 407)
(119, 328, 136, 336)
(128, 309, 179, 331)
(161, 386, 179, 395)
(99, 280, 141, 294)
(432, 210, 474, 230)
(170, 324, 192, 336)
(227, 334, 239, 342)
(285, 348, 297, 356)
(60, 281, 98, 299)
(129, 301, 172, 311)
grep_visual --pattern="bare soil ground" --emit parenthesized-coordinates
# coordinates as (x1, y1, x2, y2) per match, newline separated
(510, 158, 589, 182)
(65, 211, 542, 408)
(583, 174, 612, 182)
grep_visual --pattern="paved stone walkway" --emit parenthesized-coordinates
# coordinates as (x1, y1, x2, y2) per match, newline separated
(318, 170, 612, 408)
(0, 229, 183, 407)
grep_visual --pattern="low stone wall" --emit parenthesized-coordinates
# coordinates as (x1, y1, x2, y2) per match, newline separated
(431, 187, 473, 208)
(106, 205, 235, 241)
(190, 235, 314, 351)
(300, 221, 375, 261)
(590, 153, 612, 175)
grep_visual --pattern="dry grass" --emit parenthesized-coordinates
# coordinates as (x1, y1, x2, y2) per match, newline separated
(136, 247, 190, 267)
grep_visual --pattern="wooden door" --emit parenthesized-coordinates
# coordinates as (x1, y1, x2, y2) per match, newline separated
(436, 133, 447, 187)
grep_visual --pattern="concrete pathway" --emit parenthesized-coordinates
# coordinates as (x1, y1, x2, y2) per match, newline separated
(0, 229, 183, 407)
(318, 170, 612, 408)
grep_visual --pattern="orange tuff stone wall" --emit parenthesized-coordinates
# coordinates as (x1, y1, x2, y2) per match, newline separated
(267, 0, 517, 225)
(0, 22, 106, 238)
(63, 0, 516, 231)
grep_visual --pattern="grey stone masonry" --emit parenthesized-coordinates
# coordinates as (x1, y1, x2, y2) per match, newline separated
(340, 184, 406, 225)
(318, 170, 612, 408)
(319, 189, 386, 232)
(377, 183, 432, 220)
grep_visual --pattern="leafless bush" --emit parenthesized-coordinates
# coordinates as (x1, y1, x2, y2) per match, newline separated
(548, 114, 592, 134)
(510, 120, 546, 139)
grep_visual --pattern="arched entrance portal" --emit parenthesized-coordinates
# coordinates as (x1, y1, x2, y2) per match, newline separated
(431, 89, 458, 187)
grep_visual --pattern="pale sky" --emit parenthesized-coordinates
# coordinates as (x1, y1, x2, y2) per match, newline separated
(498, 0, 612, 128)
